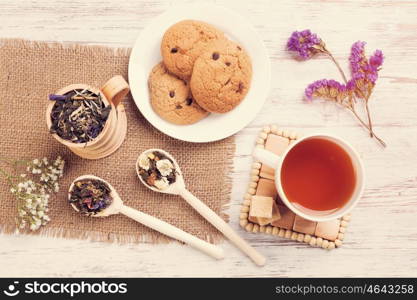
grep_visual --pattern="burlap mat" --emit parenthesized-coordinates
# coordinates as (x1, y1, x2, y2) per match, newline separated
(0, 39, 234, 244)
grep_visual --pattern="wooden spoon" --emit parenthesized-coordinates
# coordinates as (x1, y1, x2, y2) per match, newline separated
(136, 149, 266, 266)
(68, 175, 224, 260)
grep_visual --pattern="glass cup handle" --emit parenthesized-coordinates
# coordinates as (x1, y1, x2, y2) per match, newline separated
(252, 147, 281, 169)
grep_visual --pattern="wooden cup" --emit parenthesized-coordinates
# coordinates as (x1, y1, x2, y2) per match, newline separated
(46, 76, 129, 159)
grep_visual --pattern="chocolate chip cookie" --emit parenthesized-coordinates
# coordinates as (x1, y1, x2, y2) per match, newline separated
(190, 39, 252, 113)
(161, 20, 225, 80)
(149, 63, 209, 125)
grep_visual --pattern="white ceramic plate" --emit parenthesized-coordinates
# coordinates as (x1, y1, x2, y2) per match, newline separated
(128, 4, 271, 142)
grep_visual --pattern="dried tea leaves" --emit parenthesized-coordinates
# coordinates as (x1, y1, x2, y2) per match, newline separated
(138, 151, 177, 190)
(69, 179, 112, 216)
(49, 89, 111, 143)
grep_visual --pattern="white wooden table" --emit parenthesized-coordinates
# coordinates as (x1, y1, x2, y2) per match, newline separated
(1, 0, 417, 277)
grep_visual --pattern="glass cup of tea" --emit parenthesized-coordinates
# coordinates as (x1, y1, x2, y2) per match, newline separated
(252, 134, 364, 222)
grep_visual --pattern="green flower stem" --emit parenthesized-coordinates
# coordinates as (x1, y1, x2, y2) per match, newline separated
(0, 167, 17, 185)
(1, 164, 27, 215)
(0, 157, 28, 166)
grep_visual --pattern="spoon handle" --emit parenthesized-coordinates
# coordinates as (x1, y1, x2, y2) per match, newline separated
(179, 189, 266, 267)
(119, 205, 224, 260)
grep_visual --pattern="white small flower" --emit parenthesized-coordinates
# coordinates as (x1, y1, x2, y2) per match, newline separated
(156, 159, 174, 177)
(10, 156, 64, 232)
(138, 155, 150, 171)
(154, 177, 170, 190)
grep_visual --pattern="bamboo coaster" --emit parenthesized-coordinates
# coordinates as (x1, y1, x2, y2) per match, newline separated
(240, 125, 350, 250)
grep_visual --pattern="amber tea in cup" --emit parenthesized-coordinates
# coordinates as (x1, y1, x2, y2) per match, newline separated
(280, 138, 356, 211)
(253, 133, 363, 221)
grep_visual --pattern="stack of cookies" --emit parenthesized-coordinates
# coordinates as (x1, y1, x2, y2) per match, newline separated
(148, 20, 253, 125)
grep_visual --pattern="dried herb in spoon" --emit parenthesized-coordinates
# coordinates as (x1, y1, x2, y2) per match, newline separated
(137, 151, 177, 190)
(69, 179, 112, 216)
(49, 89, 111, 143)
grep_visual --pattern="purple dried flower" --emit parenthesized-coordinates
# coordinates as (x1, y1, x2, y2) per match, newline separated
(370, 49, 384, 69)
(87, 125, 101, 138)
(346, 79, 356, 92)
(48, 94, 66, 101)
(349, 41, 367, 74)
(305, 78, 353, 105)
(287, 30, 325, 59)
(349, 41, 384, 99)
(296, 35, 385, 146)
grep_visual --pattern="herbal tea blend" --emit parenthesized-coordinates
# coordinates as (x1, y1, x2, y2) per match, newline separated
(49, 89, 111, 143)
(137, 151, 177, 190)
(69, 179, 113, 216)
